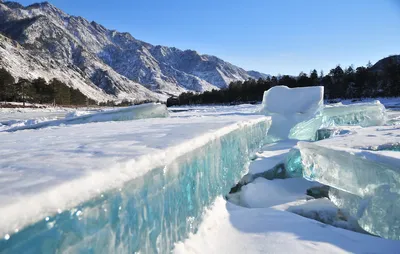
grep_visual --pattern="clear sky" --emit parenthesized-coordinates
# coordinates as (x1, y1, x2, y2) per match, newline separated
(14, 0, 400, 76)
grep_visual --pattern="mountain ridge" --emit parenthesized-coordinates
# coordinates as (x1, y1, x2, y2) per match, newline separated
(0, 1, 269, 101)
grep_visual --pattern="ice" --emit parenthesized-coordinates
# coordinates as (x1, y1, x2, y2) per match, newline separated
(0, 114, 271, 253)
(258, 85, 324, 140)
(314, 127, 355, 141)
(284, 148, 303, 177)
(290, 101, 387, 140)
(4, 103, 169, 132)
(298, 126, 400, 239)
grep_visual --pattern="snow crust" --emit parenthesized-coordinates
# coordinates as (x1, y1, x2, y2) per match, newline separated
(4, 103, 169, 132)
(1, 100, 400, 252)
(0, 114, 270, 242)
(238, 177, 317, 208)
(173, 197, 400, 254)
(259, 86, 324, 140)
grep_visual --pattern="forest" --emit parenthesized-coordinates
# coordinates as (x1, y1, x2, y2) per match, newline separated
(0, 69, 96, 106)
(167, 56, 400, 106)
(1, 56, 399, 107)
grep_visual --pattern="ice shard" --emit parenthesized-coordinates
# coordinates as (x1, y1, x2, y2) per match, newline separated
(289, 101, 387, 140)
(5, 103, 169, 132)
(298, 126, 400, 240)
(284, 148, 303, 178)
(0, 115, 270, 253)
(258, 85, 324, 141)
(314, 128, 353, 141)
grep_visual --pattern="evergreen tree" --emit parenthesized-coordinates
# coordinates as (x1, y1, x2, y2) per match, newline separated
(15, 78, 32, 106)
(32, 78, 50, 103)
(51, 79, 71, 105)
(0, 68, 15, 102)
(310, 69, 319, 86)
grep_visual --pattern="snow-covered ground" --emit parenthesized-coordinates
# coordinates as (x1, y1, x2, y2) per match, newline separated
(0, 95, 399, 253)
(174, 197, 400, 254)
(174, 112, 400, 253)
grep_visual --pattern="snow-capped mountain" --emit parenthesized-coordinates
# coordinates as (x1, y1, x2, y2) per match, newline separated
(0, 1, 268, 101)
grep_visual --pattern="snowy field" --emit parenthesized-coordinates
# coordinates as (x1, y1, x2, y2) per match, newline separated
(0, 93, 400, 253)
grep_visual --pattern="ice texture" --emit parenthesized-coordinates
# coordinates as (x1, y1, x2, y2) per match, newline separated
(0, 116, 270, 253)
(298, 128, 400, 240)
(5, 103, 169, 132)
(258, 86, 324, 140)
(290, 101, 387, 140)
(284, 148, 303, 177)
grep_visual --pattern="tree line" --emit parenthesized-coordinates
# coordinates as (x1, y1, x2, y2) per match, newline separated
(0, 68, 96, 106)
(167, 56, 400, 106)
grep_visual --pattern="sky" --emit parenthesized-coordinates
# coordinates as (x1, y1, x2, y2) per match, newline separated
(13, 0, 400, 76)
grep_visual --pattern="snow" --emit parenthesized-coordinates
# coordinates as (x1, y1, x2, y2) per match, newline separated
(4, 103, 169, 132)
(238, 177, 318, 208)
(0, 113, 270, 251)
(259, 86, 324, 140)
(248, 140, 298, 175)
(1, 100, 400, 252)
(259, 86, 324, 115)
(173, 197, 400, 254)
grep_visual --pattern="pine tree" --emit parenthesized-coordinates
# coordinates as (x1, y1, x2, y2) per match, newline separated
(15, 78, 31, 106)
(0, 68, 15, 102)
(310, 69, 318, 86)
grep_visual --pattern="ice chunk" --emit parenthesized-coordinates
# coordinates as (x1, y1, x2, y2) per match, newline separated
(329, 187, 400, 240)
(0, 115, 270, 253)
(284, 148, 303, 177)
(290, 101, 387, 140)
(314, 127, 354, 141)
(5, 103, 169, 132)
(298, 127, 400, 239)
(258, 86, 324, 140)
(64, 110, 93, 119)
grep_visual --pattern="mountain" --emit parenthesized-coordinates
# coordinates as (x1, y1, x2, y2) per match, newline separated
(246, 70, 271, 80)
(371, 55, 400, 72)
(0, 1, 269, 101)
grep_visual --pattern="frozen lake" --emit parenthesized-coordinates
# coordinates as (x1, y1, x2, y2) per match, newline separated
(0, 97, 399, 253)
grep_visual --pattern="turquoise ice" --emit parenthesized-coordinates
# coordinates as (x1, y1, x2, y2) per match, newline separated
(0, 117, 270, 253)
(299, 141, 400, 240)
(289, 101, 387, 140)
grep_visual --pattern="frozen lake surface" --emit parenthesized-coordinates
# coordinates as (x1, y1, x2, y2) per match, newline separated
(0, 96, 399, 253)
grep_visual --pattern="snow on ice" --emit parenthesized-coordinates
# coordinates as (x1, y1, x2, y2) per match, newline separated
(4, 103, 169, 132)
(299, 125, 400, 240)
(0, 111, 271, 253)
(0, 88, 399, 253)
(258, 85, 324, 140)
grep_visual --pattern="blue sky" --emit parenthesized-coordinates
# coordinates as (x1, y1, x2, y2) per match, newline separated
(14, 0, 400, 75)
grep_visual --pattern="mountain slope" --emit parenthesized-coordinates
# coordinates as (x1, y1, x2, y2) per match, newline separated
(0, 1, 269, 101)
(371, 55, 400, 72)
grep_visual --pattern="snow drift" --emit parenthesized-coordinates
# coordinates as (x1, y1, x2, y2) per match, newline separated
(258, 85, 324, 140)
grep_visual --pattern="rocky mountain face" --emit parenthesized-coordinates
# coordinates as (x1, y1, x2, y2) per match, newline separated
(0, 1, 268, 101)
